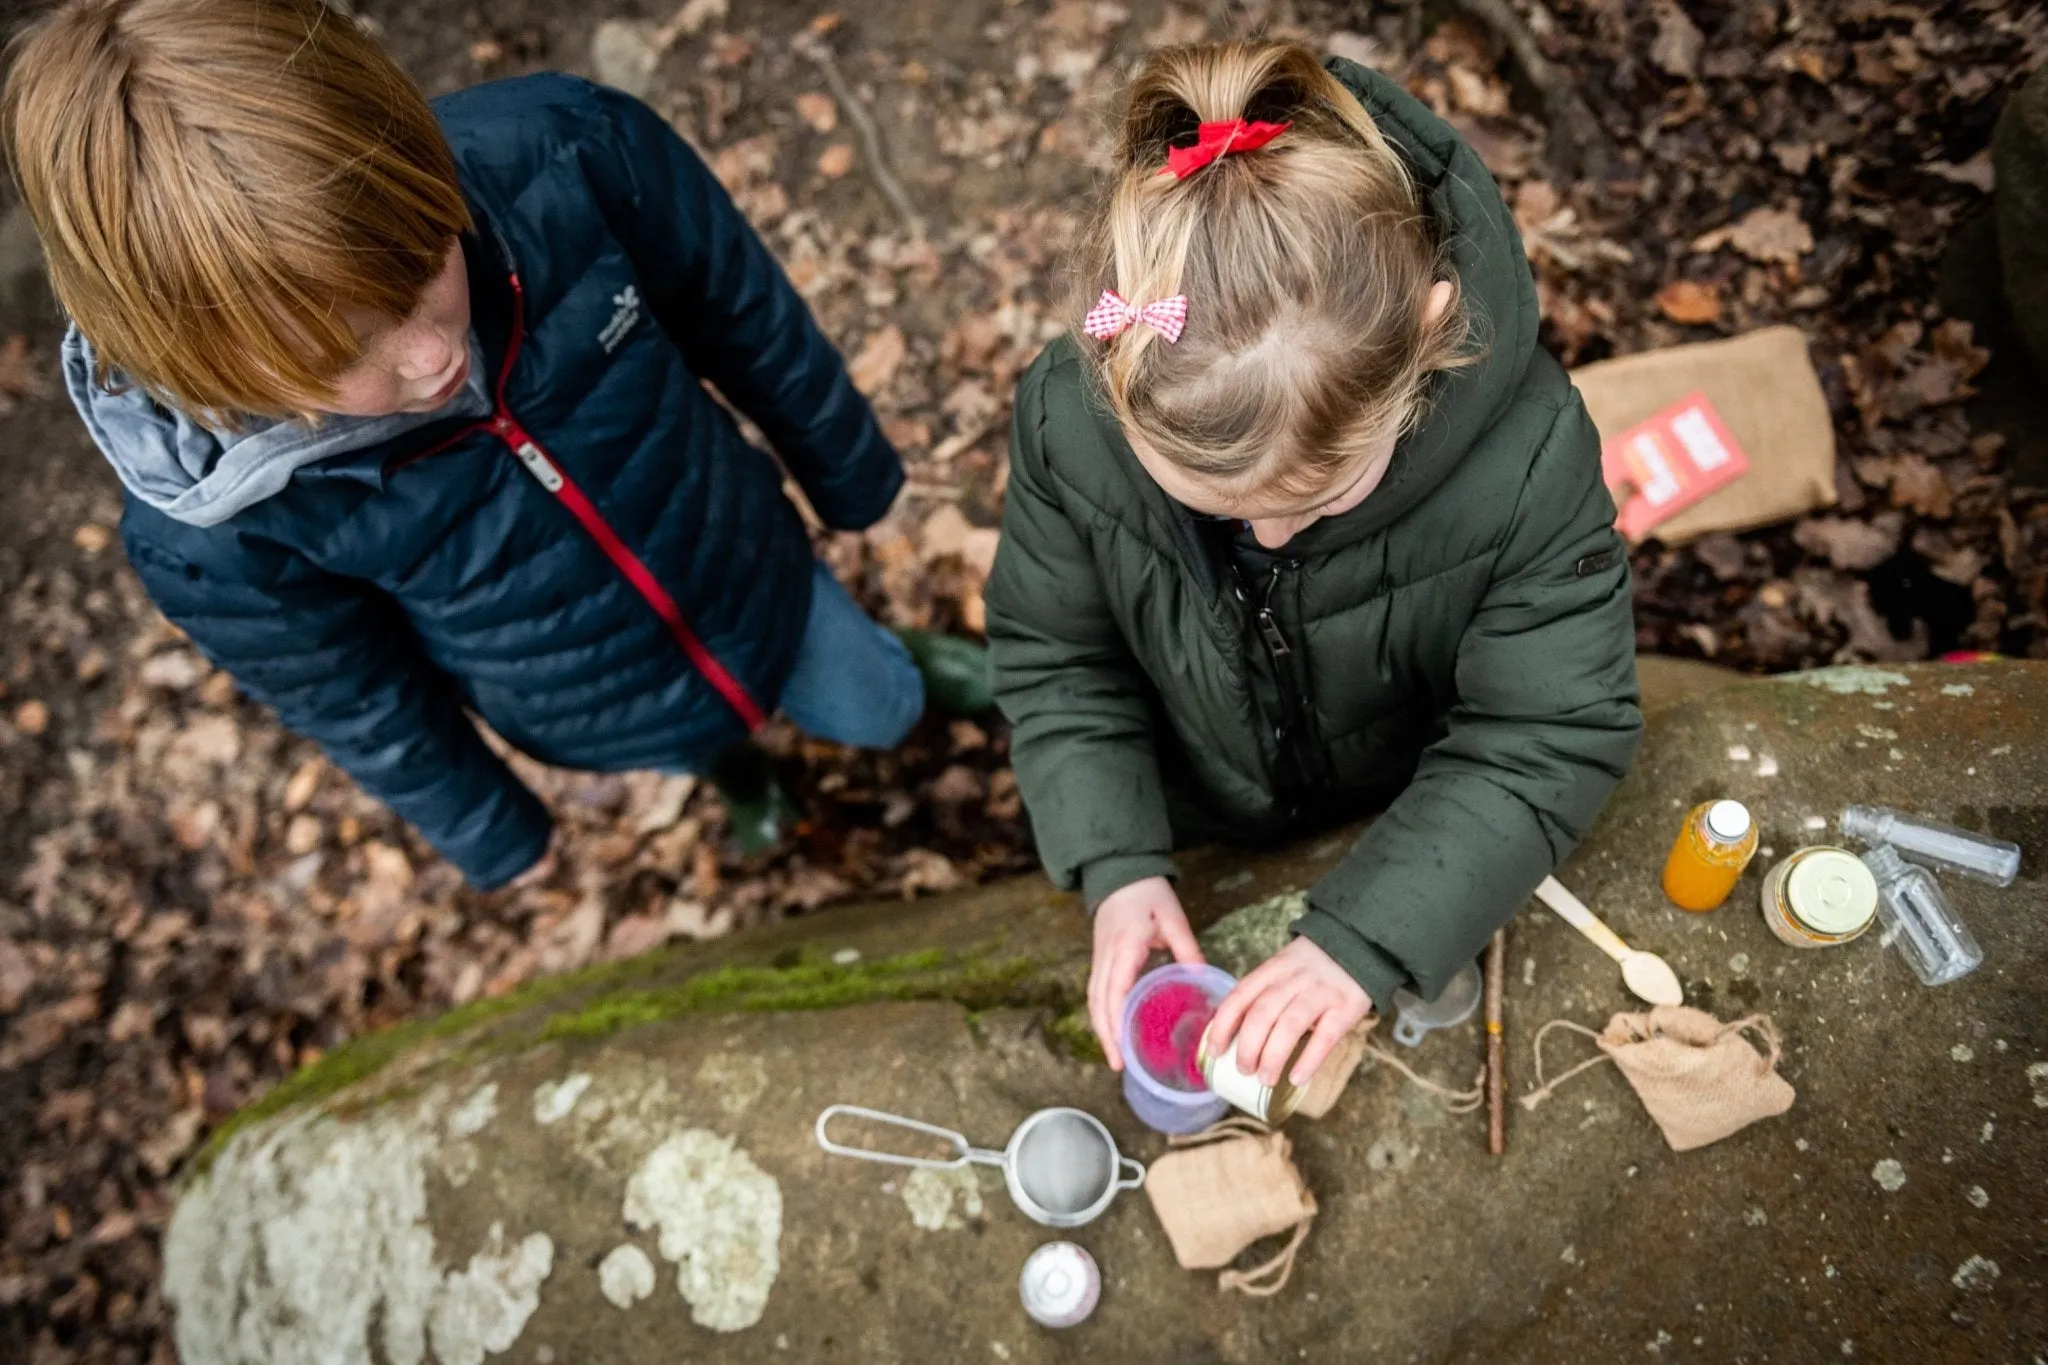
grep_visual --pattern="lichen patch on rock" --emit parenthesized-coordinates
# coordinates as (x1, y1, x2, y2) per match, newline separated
(900, 1165, 986, 1231)
(532, 1072, 593, 1126)
(162, 1094, 554, 1365)
(598, 1244, 657, 1310)
(448, 1082, 500, 1139)
(694, 1051, 771, 1116)
(622, 1130, 783, 1331)
(428, 1224, 554, 1365)
(1784, 666, 1913, 696)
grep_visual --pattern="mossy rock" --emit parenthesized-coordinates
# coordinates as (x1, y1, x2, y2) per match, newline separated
(166, 663, 2048, 1364)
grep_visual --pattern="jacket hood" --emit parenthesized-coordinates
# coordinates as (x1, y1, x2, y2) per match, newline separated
(1294, 56, 1541, 545)
(65, 326, 491, 529)
(1062, 57, 1542, 558)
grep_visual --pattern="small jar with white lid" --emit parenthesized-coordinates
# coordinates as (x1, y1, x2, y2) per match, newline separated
(1760, 846, 1879, 947)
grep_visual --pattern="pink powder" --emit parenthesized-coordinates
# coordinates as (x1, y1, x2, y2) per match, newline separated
(1130, 982, 1215, 1089)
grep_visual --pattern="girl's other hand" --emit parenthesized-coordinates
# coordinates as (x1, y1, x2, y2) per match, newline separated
(1206, 937, 1371, 1088)
(1090, 876, 1204, 1071)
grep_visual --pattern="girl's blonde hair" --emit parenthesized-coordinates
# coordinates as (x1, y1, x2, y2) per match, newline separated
(1074, 41, 1469, 498)
(2, 0, 473, 425)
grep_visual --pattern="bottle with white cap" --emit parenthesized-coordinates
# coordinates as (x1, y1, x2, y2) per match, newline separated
(1839, 805, 2021, 887)
(1019, 1241, 1100, 1328)
(1661, 798, 1760, 912)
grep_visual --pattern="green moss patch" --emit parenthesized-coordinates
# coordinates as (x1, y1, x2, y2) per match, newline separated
(537, 948, 1047, 1041)
(193, 943, 1069, 1177)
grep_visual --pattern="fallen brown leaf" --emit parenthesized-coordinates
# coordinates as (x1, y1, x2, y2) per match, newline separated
(1794, 514, 1902, 571)
(795, 91, 838, 134)
(848, 325, 907, 396)
(1654, 279, 1723, 325)
(0, 334, 44, 404)
(817, 143, 856, 178)
(1649, 1, 1705, 78)
(1693, 206, 1813, 265)
(12, 698, 49, 736)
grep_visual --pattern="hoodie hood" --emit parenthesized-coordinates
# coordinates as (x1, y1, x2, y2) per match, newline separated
(64, 327, 491, 529)
(1282, 55, 1541, 547)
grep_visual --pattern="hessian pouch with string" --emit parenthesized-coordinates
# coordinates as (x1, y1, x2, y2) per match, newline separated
(1520, 1005, 1795, 1152)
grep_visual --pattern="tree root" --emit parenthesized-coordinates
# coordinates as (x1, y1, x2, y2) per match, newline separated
(1445, 0, 1613, 182)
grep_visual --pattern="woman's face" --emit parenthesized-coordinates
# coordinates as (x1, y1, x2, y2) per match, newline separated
(302, 238, 473, 418)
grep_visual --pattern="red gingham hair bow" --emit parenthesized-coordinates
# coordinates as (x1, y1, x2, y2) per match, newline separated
(1162, 118, 1292, 179)
(1082, 289, 1188, 344)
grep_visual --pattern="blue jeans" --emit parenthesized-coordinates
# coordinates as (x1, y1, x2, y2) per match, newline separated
(776, 560, 925, 749)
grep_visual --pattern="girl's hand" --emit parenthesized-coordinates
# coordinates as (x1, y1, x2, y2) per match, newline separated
(1090, 876, 1204, 1071)
(1206, 936, 1371, 1088)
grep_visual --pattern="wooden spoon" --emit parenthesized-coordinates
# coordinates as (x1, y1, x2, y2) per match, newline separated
(1533, 877, 1684, 1006)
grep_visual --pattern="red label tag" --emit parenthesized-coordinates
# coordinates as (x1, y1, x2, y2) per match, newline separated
(1599, 391, 1750, 540)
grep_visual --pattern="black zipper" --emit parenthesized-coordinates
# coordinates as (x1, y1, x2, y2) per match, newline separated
(1237, 558, 1332, 801)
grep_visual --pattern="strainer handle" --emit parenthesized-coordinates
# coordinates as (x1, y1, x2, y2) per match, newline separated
(815, 1104, 973, 1170)
(1115, 1155, 1146, 1191)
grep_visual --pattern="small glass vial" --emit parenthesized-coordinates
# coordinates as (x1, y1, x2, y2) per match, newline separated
(1863, 845, 1983, 986)
(1662, 799, 1760, 911)
(1840, 805, 2021, 887)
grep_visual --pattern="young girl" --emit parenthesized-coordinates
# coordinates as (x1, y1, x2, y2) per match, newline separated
(987, 42, 1641, 1092)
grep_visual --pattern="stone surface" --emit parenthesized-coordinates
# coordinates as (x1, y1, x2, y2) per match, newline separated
(165, 663, 2048, 1363)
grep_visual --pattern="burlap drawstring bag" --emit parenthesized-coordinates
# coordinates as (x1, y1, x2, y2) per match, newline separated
(1519, 1005, 1795, 1151)
(1142, 1118, 1316, 1295)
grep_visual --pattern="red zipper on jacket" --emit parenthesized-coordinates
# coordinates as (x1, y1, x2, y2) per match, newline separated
(391, 272, 767, 732)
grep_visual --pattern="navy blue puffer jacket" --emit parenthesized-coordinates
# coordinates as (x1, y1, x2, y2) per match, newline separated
(88, 75, 901, 887)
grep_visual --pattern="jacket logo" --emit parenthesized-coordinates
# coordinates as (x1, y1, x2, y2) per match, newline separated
(598, 285, 641, 353)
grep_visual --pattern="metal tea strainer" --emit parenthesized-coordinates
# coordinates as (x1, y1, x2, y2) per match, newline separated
(815, 1104, 1146, 1229)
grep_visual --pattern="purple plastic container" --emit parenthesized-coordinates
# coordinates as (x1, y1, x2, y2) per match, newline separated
(1119, 963, 1236, 1134)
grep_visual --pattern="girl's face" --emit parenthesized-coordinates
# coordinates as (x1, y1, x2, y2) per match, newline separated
(1131, 428, 1400, 549)
(1124, 281, 1455, 550)
(302, 238, 473, 418)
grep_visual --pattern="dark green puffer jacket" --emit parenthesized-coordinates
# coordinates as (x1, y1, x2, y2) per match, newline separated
(985, 57, 1642, 1008)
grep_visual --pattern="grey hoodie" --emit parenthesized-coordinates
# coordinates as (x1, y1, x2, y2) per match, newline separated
(63, 326, 491, 528)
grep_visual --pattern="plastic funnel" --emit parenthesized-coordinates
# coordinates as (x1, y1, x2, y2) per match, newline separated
(1119, 963, 1235, 1134)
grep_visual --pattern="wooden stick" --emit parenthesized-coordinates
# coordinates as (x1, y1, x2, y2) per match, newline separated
(792, 32, 927, 241)
(1484, 926, 1507, 1156)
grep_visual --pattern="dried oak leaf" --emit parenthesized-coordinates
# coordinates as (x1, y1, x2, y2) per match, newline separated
(0, 334, 45, 409)
(898, 848, 962, 898)
(1923, 152, 1995, 194)
(0, 939, 34, 1014)
(1655, 279, 1723, 325)
(139, 1106, 205, 1177)
(1649, 1, 1705, 78)
(1693, 206, 1813, 265)
(919, 505, 1001, 577)
(1886, 456, 1953, 519)
(795, 91, 838, 134)
(1794, 514, 1901, 571)
(1691, 533, 1749, 580)
(848, 325, 906, 396)
(0, 993, 98, 1069)
(817, 143, 856, 179)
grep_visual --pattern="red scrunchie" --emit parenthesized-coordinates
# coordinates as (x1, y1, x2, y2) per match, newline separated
(1161, 119, 1292, 178)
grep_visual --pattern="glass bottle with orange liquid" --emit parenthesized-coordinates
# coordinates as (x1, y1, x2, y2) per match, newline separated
(1662, 799, 1759, 911)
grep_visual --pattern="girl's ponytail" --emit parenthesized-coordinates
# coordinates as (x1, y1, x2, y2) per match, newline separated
(1074, 42, 1469, 495)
